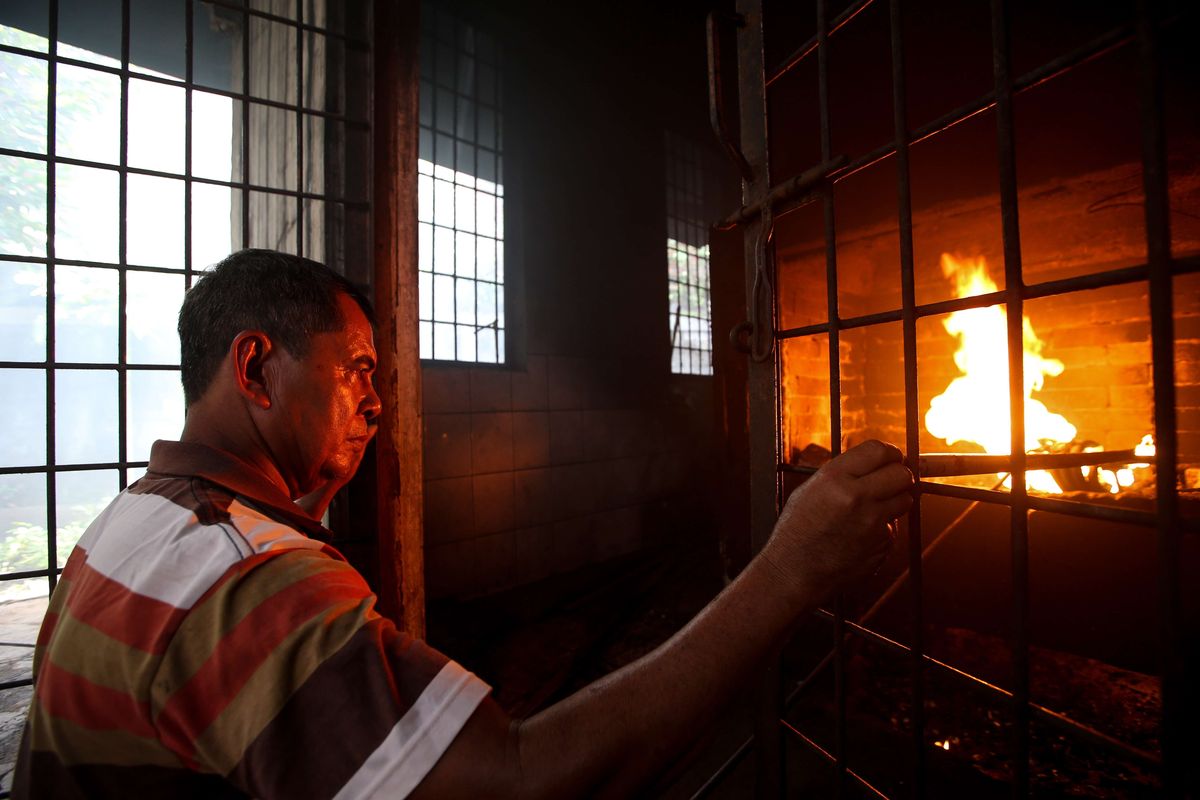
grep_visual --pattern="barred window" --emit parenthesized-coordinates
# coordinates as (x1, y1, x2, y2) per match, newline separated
(666, 133, 714, 376)
(417, 3, 505, 364)
(0, 1, 370, 791)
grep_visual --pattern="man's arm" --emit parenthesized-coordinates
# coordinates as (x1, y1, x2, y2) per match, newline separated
(410, 439, 913, 798)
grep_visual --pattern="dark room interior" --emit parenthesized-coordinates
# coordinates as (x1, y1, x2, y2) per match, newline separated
(0, 0, 1197, 797)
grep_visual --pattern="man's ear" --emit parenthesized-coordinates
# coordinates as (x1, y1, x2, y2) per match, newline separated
(231, 331, 274, 410)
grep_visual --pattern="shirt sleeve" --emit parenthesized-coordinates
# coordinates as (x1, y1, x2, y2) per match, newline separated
(150, 548, 491, 799)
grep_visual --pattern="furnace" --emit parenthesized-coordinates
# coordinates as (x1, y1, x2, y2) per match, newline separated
(704, 0, 1198, 796)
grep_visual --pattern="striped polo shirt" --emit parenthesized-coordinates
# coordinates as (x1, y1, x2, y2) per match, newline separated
(13, 440, 489, 799)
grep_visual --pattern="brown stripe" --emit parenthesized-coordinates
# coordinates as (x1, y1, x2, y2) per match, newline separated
(153, 550, 349, 694)
(129, 474, 236, 526)
(27, 702, 180, 769)
(230, 621, 450, 799)
(175, 574, 372, 772)
(15, 749, 246, 799)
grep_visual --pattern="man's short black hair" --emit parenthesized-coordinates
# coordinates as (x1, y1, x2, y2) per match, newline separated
(178, 249, 375, 406)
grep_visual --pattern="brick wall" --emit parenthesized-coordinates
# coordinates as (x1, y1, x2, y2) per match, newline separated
(417, 4, 724, 600)
(421, 360, 708, 599)
(775, 160, 1200, 468)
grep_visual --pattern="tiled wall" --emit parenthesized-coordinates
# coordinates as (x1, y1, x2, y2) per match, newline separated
(415, 3, 728, 600)
(422, 358, 704, 598)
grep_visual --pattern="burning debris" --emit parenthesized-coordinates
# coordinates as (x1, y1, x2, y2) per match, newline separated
(924, 254, 1156, 495)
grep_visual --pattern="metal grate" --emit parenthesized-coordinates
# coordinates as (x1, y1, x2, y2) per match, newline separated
(666, 132, 715, 376)
(702, 0, 1198, 797)
(417, 2, 505, 364)
(0, 0, 371, 791)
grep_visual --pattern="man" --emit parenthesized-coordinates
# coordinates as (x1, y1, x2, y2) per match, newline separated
(15, 249, 912, 798)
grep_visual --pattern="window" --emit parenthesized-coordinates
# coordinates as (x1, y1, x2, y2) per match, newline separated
(666, 133, 714, 376)
(417, 3, 505, 364)
(0, 2, 369, 790)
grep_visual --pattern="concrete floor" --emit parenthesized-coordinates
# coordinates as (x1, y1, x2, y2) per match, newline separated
(0, 596, 46, 793)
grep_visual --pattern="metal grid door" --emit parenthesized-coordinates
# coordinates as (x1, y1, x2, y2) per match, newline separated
(702, 0, 1198, 796)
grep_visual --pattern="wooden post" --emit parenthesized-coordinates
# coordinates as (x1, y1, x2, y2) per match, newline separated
(373, 0, 425, 638)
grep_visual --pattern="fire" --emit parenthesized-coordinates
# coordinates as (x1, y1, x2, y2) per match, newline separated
(924, 254, 1076, 492)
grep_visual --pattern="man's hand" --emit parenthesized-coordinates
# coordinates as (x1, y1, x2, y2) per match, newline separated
(763, 439, 913, 604)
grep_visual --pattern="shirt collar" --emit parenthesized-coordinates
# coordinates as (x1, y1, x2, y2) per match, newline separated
(147, 439, 332, 539)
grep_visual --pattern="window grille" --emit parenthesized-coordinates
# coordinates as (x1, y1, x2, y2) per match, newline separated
(417, 2, 505, 364)
(666, 132, 714, 376)
(0, 1, 371, 792)
(700, 1, 1198, 797)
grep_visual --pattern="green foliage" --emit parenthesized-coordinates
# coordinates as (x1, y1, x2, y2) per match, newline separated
(0, 509, 99, 575)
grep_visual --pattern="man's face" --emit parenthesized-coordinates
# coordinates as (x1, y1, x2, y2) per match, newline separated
(268, 292, 381, 496)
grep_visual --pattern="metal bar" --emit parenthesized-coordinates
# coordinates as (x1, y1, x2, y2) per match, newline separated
(0, 361, 179, 371)
(780, 720, 890, 800)
(812, 611, 1165, 769)
(0, 148, 370, 203)
(778, 467, 1167, 528)
(117, 0, 130, 497)
(829, 22, 1135, 186)
(814, 1, 849, 793)
(1134, 1, 1187, 793)
(42, 0, 60, 600)
(0, 46, 372, 127)
(775, 255, 1200, 341)
(0, 462, 150, 477)
(888, 0, 926, 792)
(0, 568, 62, 582)
(689, 735, 755, 800)
(184, 0, 194, 290)
(765, 0, 877, 87)
(990, 4, 1031, 791)
(241, 5, 251, 249)
(717, 156, 847, 229)
(706, 11, 754, 183)
(730, 0, 781, 794)
(919, 449, 1140, 477)
(786, 499, 986, 714)
(0, 679, 34, 692)
(296, 0, 305, 256)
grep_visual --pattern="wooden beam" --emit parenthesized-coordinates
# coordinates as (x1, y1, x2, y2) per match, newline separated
(373, 0, 425, 638)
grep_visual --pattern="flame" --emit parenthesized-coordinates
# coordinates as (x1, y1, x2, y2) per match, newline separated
(1096, 434, 1156, 493)
(924, 255, 1076, 492)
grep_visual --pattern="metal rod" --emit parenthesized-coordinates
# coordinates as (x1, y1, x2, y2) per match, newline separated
(919, 449, 1140, 477)
(117, 0, 130, 496)
(989, 0, 1032, 788)
(888, 0, 926, 786)
(44, 0, 60, 599)
(779, 720, 890, 800)
(786, 498, 986, 713)
(814, 0, 850, 792)
(813, 612, 1165, 769)
(829, 22, 1136, 187)
(717, 156, 847, 229)
(765, 0, 877, 87)
(688, 735, 755, 800)
(706, 11, 754, 183)
(0, 146, 369, 207)
(184, 0, 194, 290)
(1135, 0, 1186, 793)
(774, 255, 1200, 341)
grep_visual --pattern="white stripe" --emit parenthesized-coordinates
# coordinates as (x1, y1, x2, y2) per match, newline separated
(79, 492, 246, 608)
(333, 662, 492, 800)
(226, 499, 324, 554)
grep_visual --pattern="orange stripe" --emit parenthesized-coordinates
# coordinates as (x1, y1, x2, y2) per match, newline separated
(63, 563, 191, 654)
(157, 568, 368, 758)
(36, 660, 157, 739)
